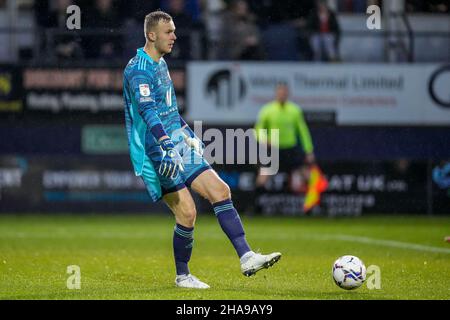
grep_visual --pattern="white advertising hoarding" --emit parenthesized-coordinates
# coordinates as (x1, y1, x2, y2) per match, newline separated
(186, 63, 450, 125)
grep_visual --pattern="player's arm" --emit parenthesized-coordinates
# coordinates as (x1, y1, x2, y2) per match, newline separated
(254, 106, 270, 145)
(179, 116, 205, 155)
(296, 108, 315, 164)
(131, 73, 183, 178)
(130, 73, 167, 137)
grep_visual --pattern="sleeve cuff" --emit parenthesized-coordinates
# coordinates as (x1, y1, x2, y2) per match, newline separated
(150, 123, 168, 141)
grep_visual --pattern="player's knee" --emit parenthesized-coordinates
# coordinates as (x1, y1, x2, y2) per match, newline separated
(180, 206, 197, 226)
(210, 182, 231, 203)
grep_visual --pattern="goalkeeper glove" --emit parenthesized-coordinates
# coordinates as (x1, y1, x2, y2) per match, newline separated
(182, 126, 205, 156)
(158, 138, 184, 179)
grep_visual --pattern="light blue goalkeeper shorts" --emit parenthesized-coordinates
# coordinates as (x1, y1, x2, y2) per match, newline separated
(140, 140, 211, 202)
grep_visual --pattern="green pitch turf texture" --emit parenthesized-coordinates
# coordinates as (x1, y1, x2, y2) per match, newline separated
(0, 214, 449, 300)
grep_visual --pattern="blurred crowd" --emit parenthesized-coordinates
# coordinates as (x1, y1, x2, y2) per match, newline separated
(28, 0, 449, 63)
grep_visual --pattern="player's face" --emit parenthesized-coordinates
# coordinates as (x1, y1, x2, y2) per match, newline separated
(154, 20, 177, 55)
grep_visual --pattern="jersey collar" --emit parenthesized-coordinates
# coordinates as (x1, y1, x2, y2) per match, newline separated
(136, 47, 161, 65)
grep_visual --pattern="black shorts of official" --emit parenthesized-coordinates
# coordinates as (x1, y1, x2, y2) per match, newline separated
(260, 146, 304, 173)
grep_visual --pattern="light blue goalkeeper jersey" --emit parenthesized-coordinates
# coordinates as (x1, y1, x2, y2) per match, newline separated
(123, 48, 181, 176)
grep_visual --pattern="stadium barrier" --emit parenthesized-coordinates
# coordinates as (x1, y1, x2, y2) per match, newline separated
(0, 155, 448, 215)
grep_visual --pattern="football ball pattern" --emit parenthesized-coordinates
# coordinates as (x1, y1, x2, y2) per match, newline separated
(332, 255, 366, 290)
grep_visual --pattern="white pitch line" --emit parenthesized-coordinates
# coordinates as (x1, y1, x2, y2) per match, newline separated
(1, 231, 450, 254)
(309, 234, 450, 254)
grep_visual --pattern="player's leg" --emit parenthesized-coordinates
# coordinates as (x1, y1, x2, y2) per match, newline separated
(141, 143, 208, 288)
(323, 33, 338, 61)
(143, 141, 210, 289)
(163, 188, 196, 277)
(190, 169, 251, 257)
(310, 33, 323, 61)
(163, 188, 209, 289)
(163, 186, 196, 228)
(146, 141, 198, 280)
(190, 169, 281, 276)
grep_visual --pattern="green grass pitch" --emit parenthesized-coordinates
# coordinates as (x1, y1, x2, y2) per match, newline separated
(0, 214, 449, 300)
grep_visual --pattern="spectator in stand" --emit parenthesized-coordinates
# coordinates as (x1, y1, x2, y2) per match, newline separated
(166, 0, 194, 60)
(164, 0, 206, 60)
(218, 0, 265, 60)
(337, 0, 369, 13)
(243, 0, 316, 61)
(160, 0, 202, 22)
(406, 0, 449, 13)
(308, 0, 341, 62)
(35, 0, 84, 60)
(83, 0, 123, 60)
(117, 0, 159, 23)
(227, 0, 315, 27)
(198, 0, 227, 59)
(117, 0, 160, 60)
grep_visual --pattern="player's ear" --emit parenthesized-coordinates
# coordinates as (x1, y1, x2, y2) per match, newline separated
(147, 31, 156, 42)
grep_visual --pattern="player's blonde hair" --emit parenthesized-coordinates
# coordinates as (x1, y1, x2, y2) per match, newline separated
(144, 10, 173, 41)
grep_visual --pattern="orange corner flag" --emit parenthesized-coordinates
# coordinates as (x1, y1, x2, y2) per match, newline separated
(303, 165, 328, 213)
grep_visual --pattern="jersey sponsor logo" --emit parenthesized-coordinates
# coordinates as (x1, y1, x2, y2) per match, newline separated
(139, 84, 150, 97)
(139, 97, 154, 103)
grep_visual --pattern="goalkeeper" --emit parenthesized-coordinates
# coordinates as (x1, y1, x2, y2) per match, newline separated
(123, 10, 281, 289)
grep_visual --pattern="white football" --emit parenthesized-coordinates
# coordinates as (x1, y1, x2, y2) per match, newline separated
(332, 255, 366, 290)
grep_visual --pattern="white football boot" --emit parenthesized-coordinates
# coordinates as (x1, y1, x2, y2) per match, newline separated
(240, 251, 282, 277)
(175, 274, 210, 289)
